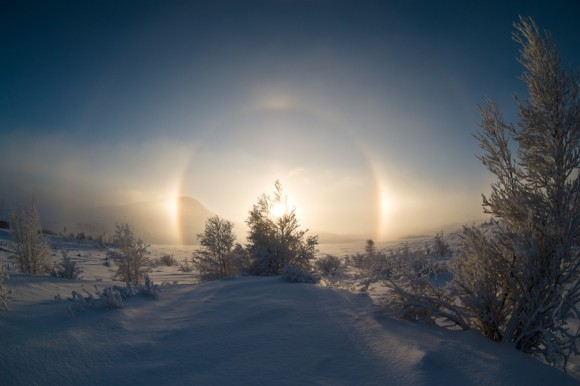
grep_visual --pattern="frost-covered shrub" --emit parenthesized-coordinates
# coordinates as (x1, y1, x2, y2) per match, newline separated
(70, 287, 124, 310)
(140, 274, 159, 300)
(349, 251, 392, 280)
(96, 287, 126, 309)
(315, 255, 345, 277)
(281, 264, 320, 284)
(179, 258, 193, 272)
(347, 240, 395, 279)
(107, 224, 150, 284)
(348, 253, 366, 269)
(431, 232, 450, 258)
(51, 250, 83, 279)
(157, 254, 177, 267)
(11, 197, 50, 274)
(67, 275, 159, 312)
(95, 233, 107, 250)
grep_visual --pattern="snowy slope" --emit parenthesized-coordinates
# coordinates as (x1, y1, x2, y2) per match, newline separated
(1, 274, 577, 385)
(0, 232, 577, 385)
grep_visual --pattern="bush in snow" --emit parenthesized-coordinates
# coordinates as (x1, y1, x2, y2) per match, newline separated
(281, 263, 320, 284)
(179, 258, 193, 272)
(315, 254, 345, 277)
(192, 216, 238, 281)
(11, 197, 50, 274)
(140, 274, 160, 299)
(348, 240, 397, 279)
(246, 180, 318, 276)
(69, 287, 125, 310)
(431, 232, 449, 259)
(68, 274, 159, 312)
(51, 250, 83, 279)
(107, 223, 151, 284)
(386, 18, 579, 370)
(157, 254, 177, 267)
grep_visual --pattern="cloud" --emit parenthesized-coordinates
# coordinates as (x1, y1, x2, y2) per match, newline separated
(0, 131, 192, 210)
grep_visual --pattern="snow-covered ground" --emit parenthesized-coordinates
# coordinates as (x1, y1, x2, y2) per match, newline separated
(0, 230, 578, 385)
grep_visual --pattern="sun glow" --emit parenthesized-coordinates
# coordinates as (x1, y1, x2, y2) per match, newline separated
(166, 198, 177, 219)
(166, 195, 180, 243)
(381, 193, 394, 218)
(269, 202, 288, 218)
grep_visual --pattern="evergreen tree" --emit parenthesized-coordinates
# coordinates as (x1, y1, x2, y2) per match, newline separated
(246, 180, 318, 275)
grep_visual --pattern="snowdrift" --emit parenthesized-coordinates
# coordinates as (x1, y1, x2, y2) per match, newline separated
(1, 275, 576, 385)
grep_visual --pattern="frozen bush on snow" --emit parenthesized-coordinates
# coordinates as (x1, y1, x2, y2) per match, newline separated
(281, 264, 320, 284)
(67, 274, 159, 312)
(51, 250, 83, 279)
(157, 254, 177, 267)
(70, 287, 125, 310)
(431, 232, 450, 258)
(315, 254, 345, 277)
(179, 258, 193, 272)
(11, 197, 50, 274)
(348, 240, 394, 279)
(140, 274, 159, 300)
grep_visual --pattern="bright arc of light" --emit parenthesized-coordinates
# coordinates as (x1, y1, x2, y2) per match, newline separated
(174, 95, 394, 243)
(365, 152, 395, 241)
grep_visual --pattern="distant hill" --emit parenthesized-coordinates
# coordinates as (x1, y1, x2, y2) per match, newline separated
(316, 231, 366, 244)
(173, 196, 217, 244)
(44, 196, 217, 245)
(105, 196, 216, 245)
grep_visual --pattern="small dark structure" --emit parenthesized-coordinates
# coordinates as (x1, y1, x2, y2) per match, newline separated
(0, 220, 9, 230)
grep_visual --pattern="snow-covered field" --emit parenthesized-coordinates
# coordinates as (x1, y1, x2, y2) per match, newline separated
(0, 230, 578, 385)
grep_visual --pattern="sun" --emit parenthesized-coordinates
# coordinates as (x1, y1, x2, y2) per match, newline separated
(269, 202, 287, 218)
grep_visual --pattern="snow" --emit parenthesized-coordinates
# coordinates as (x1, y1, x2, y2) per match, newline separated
(0, 232, 578, 385)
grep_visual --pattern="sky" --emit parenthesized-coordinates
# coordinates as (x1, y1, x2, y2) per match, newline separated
(0, 0, 579, 241)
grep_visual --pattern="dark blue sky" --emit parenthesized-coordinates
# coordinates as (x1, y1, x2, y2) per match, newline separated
(1, 1, 578, 239)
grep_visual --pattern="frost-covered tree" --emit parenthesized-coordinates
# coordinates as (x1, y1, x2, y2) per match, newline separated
(458, 17, 579, 368)
(107, 223, 150, 284)
(11, 197, 50, 274)
(386, 17, 579, 370)
(192, 216, 238, 280)
(246, 180, 318, 275)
